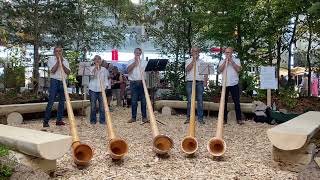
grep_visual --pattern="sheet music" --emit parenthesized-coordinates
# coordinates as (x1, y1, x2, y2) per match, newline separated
(199, 62, 215, 75)
(260, 66, 278, 89)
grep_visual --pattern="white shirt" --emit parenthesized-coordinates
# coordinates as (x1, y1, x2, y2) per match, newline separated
(218, 57, 241, 87)
(127, 58, 148, 81)
(48, 56, 70, 81)
(89, 66, 108, 92)
(185, 57, 205, 81)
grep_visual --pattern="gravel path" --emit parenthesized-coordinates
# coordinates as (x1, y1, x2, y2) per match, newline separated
(16, 106, 298, 180)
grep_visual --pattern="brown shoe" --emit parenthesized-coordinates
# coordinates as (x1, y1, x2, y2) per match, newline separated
(127, 118, 136, 123)
(142, 118, 149, 123)
(237, 120, 244, 125)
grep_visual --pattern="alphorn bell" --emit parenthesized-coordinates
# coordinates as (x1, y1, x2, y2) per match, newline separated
(181, 59, 198, 155)
(97, 66, 128, 160)
(207, 57, 228, 157)
(57, 56, 93, 166)
(138, 59, 173, 155)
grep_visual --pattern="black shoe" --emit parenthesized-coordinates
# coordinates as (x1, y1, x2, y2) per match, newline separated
(43, 122, 50, 128)
(199, 120, 205, 125)
(142, 118, 149, 123)
(56, 121, 65, 126)
(224, 121, 228, 125)
(184, 121, 190, 124)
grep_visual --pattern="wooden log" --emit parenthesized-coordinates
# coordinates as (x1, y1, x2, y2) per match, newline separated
(6, 112, 23, 125)
(267, 111, 320, 150)
(0, 125, 72, 160)
(272, 143, 316, 172)
(154, 100, 255, 113)
(0, 100, 90, 116)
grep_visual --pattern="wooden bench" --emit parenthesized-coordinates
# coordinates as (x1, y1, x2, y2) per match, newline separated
(0, 100, 90, 125)
(267, 111, 320, 172)
(0, 125, 72, 172)
(154, 100, 255, 120)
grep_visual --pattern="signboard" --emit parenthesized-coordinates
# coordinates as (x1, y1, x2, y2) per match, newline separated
(260, 66, 278, 89)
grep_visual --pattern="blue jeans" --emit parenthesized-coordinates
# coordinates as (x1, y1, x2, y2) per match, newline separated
(186, 81, 204, 121)
(89, 90, 105, 124)
(224, 84, 242, 122)
(130, 81, 147, 120)
(44, 78, 65, 123)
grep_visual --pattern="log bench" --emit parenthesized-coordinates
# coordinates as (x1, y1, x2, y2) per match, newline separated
(0, 100, 90, 125)
(154, 100, 255, 120)
(267, 111, 320, 172)
(0, 125, 72, 173)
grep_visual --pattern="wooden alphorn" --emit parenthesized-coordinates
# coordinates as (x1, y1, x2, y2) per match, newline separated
(138, 59, 173, 155)
(58, 56, 93, 166)
(97, 67, 128, 160)
(181, 59, 198, 155)
(207, 58, 228, 157)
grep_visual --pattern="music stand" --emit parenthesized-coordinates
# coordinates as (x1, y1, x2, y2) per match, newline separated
(141, 59, 168, 126)
(199, 62, 215, 75)
(78, 62, 91, 100)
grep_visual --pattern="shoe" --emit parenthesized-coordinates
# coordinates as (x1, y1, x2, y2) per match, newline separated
(199, 120, 205, 124)
(142, 118, 149, 123)
(237, 120, 244, 125)
(56, 121, 65, 126)
(90, 121, 97, 125)
(43, 122, 50, 128)
(100, 121, 106, 125)
(184, 121, 190, 124)
(127, 118, 136, 123)
(224, 121, 228, 125)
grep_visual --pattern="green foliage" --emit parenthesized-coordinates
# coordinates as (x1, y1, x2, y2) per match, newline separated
(0, 145, 14, 178)
(278, 87, 299, 109)
(204, 81, 221, 101)
(239, 72, 258, 97)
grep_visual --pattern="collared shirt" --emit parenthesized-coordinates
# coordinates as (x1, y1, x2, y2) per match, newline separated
(48, 56, 70, 81)
(185, 57, 205, 81)
(218, 57, 241, 87)
(127, 58, 148, 81)
(88, 66, 109, 92)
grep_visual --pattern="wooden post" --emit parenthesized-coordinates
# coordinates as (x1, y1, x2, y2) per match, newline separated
(267, 89, 271, 107)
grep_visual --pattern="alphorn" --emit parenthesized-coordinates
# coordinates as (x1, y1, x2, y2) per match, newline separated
(138, 59, 173, 155)
(207, 58, 228, 157)
(181, 59, 198, 155)
(97, 67, 128, 160)
(58, 56, 93, 166)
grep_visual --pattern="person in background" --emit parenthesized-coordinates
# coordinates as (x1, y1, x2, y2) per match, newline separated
(101, 60, 112, 111)
(111, 66, 123, 107)
(43, 46, 70, 128)
(312, 73, 319, 97)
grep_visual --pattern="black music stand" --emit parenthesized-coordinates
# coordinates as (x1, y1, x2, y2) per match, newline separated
(141, 59, 168, 126)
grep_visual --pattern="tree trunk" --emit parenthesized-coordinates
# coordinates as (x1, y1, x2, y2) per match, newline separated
(32, 0, 40, 92)
(307, 16, 312, 96)
(287, 15, 299, 86)
(276, 37, 282, 90)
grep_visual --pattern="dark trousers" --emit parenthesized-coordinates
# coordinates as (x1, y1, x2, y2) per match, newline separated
(130, 81, 147, 119)
(224, 84, 242, 122)
(44, 78, 65, 123)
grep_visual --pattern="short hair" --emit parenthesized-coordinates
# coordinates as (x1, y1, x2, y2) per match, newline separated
(134, 48, 142, 53)
(93, 55, 101, 61)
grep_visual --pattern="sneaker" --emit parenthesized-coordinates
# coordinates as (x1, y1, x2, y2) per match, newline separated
(127, 118, 136, 123)
(56, 121, 65, 126)
(43, 122, 50, 128)
(142, 118, 149, 123)
(237, 120, 244, 125)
